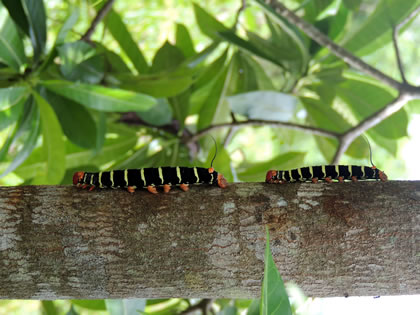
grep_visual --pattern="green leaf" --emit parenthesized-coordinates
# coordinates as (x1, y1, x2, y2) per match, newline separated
(137, 98, 172, 126)
(57, 41, 96, 77)
(340, 0, 420, 56)
(44, 90, 97, 149)
(0, 86, 29, 111)
(1, 0, 30, 36)
(106, 299, 146, 315)
(94, 111, 107, 155)
(21, 0, 47, 61)
(337, 72, 408, 139)
(56, 9, 79, 45)
(71, 300, 106, 310)
(32, 91, 66, 184)
(150, 41, 185, 74)
(193, 3, 230, 40)
(42, 80, 156, 112)
(219, 305, 238, 315)
(0, 3, 26, 71)
(194, 49, 228, 90)
(41, 301, 58, 315)
(197, 59, 232, 130)
(104, 9, 149, 74)
(0, 97, 40, 178)
(175, 23, 195, 58)
(0, 97, 24, 130)
(343, 0, 362, 10)
(253, 0, 309, 74)
(66, 305, 79, 315)
(261, 227, 292, 315)
(65, 54, 105, 84)
(246, 299, 260, 315)
(237, 152, 306, 182)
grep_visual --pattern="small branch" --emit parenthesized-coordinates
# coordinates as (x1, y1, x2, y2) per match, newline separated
(187, 120, 339, 144)
(331, 93, 412, 164)
(266, 0, 403, 91)
(81, 0, 116, 42)
(232, 0, 247, 31)
(179, 299, 214, 315)
(391, 5, 420, 83)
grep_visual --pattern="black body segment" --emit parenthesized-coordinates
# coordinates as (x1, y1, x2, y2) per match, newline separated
(81, 167, 218, 188)
(272, 165, 381, 182)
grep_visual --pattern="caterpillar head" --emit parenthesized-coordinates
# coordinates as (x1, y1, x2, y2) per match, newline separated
(378, 170, 388, 182)
(217, 173, 228, 188)
(265, 170, 277, 183)
(73, 171, 85, 185)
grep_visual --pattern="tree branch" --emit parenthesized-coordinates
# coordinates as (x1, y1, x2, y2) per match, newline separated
(331, 93, 411, 164)
(1, 183, 419, 299)
(81, 0, 116, 42)
(265, 0, 403, 91)
(187, 120, 339, 144)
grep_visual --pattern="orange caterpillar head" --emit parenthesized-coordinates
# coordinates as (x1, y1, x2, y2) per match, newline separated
(73, 171, 85, 185)
(217, 173, 228, 188)
(265, 170, 277, 183)
(378, 170, 388, 182)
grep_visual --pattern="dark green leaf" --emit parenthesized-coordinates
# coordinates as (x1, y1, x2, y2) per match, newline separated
(337, 73, 408, 139)
(104, 9, 149, 74)
(175, 23, 195, 58)
(341, 0, 420, 56)
(42, 80, 156, 112)
(22, 0, 47, 61)
(343, 0, 362, 10)
(194, 49, 228, 90)
(44, 90, 97, 149)
(106, 299, 146, 315)
(65, 54, 105, 84)
(0, 4, 27, 71)
(169, 88, 190, 128)
(41, 301, 58, 315)
(57, 41, 96, 77)
(0, 97, 39, 179)
(32, 91, 66, 184)
(193, 3, 230, 40)
(137, 98, 173, 126)
(1, 0, 29, 36)
(71, 300, 106, 310)
(103, 49, 132, 74)
(150, 41, 185, 74)
(0, 86, 29, 111)
(241, 55, 275, 90)
(261, 227, 292, 315)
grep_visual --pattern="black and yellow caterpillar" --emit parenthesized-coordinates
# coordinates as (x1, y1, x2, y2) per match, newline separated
(73, 167, 228, 194)
(265, 165, 388, 183)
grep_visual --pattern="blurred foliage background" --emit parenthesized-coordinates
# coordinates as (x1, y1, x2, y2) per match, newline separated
(0, 0, 419, 313)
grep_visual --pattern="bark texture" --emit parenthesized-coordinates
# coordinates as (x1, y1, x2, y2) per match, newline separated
(0, 182, 419, 299)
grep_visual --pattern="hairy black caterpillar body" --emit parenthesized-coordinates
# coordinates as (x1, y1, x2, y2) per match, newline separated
(73, 167, 228, 194)
(265, 165, 388, 184)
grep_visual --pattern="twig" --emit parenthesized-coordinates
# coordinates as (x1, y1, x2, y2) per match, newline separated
(331, 93, 412, 164)
(81, 0, 116, 42)
(265, 0, 403, 91)
(187, 120, 339, 144)
(179, 299, 214, 315)
(232, 0, 247, 30)
(391, 5, 420, 83)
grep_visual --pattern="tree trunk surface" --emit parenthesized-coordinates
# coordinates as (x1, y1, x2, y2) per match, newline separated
(0, 182, 419, 299)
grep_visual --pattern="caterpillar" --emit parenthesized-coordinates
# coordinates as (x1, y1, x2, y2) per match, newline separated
(265, 165, 388, 184)
(73, 166, 228, 194)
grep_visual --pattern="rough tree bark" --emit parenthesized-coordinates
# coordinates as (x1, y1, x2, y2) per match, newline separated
(0, 182, 419, 299)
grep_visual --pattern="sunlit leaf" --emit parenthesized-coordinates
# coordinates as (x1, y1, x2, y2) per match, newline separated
(0, 86, 29, 111)
(193, 3, 230, 40)
(150, 41, 185, 74)
(261, 227, 292, 315)
(32, 91, 65, 184)
(175, 23, 195, 58)
(42, 80, 156, 112)
(21, 0, 47, 60)
(106, 299, 146, 315)
(71, 300, 106, 310)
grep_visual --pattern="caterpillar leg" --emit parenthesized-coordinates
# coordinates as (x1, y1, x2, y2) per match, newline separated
(163, 184, 171, 193)
(338, 176, 344, 183)
(82, 184, 89, 189)
(180, 184, 189, 192)
(127, 186, 136, 193)
(324, 177, 333, 183)
(351, 176, 358, 182)
(88, 185, 96, 191)
(311, 178, 318, 183)
(147, 186, 158, 194)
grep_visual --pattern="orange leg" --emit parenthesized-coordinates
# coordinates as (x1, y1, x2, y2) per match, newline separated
(180, 184, 189, 192)
(89, 185, 95, 191)
(163, 184, 171, 193)
(127, 186, 136, 193)
(208, 167, 214, 173)
(82, 184, 89, 189)
(147, 186, 158, 194)
(324, 177, 333, 183)
(338, 176, 344, 183)
(351, 176, 358, 182)
(311, 178, 318, 183)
